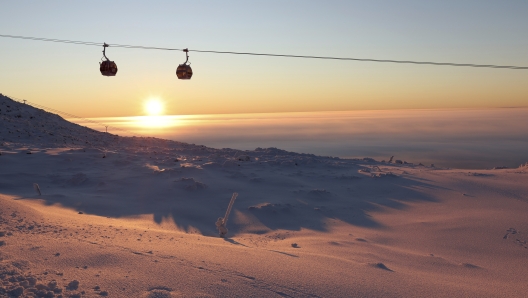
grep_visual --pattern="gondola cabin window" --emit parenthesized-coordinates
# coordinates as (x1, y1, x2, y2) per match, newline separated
(100, 60, 118, 76)
(176, 64, 192, 79)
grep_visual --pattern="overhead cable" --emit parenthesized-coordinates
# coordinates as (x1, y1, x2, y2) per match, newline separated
(1, 33, 527, 70)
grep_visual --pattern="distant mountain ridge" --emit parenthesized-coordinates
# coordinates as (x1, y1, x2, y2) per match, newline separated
(0, 94, 319, 159)
(0, 94, 192, 152)
(0, 93, 123, 149)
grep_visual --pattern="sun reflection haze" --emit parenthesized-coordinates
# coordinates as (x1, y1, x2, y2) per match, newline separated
(136, 115, 175, 128)
(144, 98, 164, 116)
(140, 98, 169, 128)
(71, 108, 528, 169)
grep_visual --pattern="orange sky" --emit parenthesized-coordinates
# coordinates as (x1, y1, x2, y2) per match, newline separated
(1, 1, 527, 117)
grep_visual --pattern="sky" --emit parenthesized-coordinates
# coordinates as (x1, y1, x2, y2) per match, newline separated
(74, 108, 528, 169)
(1, 0, 528, 117)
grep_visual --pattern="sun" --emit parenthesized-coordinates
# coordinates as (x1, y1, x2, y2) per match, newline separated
(144, 99, 164, 116)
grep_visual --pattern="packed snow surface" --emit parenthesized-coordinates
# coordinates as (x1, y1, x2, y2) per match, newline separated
(1, 94, 527, 297)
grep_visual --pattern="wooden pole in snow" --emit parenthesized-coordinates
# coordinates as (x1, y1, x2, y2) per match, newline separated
(216, 192, 238, 237)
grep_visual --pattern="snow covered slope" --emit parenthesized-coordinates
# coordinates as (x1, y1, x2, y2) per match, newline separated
(1, 93, 528, 297)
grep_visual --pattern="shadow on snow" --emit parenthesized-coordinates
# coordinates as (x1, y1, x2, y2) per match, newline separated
(2, 148, 441, 237)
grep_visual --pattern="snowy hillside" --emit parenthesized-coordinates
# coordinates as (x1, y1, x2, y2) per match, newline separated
(1, 93, 528, 297)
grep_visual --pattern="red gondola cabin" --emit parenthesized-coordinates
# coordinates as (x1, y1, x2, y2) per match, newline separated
(99, 43, 117, 76)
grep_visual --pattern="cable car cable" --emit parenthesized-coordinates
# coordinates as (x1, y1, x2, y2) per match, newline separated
(188, 49, 528, 70)
(1, 33, 527, 70)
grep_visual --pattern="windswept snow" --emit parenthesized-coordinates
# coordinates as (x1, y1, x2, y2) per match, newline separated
(1, 93, 528, 297)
